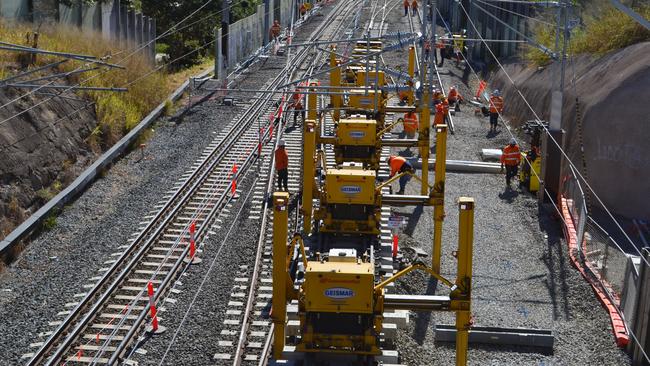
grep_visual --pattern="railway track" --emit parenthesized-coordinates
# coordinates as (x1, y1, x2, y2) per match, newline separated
(218, 1, 371, 365)
(24, 15, 338, 365)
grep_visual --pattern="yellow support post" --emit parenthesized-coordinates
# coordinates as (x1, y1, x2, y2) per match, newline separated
(454, 197, 474, 366)
(271, 192, 290, 360)
(432, 124, 447, 272)
(307, 82, 318, 121)
(330, 47, 341, 121)
(419, 88, 430, 196)
(302, 120, 316, 234)
(407, 46, 415, 105)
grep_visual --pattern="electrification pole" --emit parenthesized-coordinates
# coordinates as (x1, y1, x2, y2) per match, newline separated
(540, 0, 569, 202)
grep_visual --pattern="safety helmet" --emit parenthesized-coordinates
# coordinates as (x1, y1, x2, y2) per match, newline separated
(509, 138, 517, 145)
(450, 86, 456, 91)
(493, 89, 501, 96)
(279, 139, 286, 147)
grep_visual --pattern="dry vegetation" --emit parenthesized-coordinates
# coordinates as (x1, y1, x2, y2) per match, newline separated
(0, 19, 169, 148)
(527, 3, 650, 65)
(0, 20, 214, 249)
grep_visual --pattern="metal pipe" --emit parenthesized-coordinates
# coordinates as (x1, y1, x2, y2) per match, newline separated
(6, 84, 127, 92)
(0, 60, 68, 86)
(0, 44, 125, 69)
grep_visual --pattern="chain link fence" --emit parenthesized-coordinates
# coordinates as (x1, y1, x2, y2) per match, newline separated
(561, 165, 635, 347)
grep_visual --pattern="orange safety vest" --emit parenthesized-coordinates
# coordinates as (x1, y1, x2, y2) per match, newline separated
(403, 112, 418, 133)
(403, 0, 409, 7)
(295, 101, 303, 110)
(434, 103, 445, 125)
(489, 96, 504, 113)
(275, 147, 289, 170)
(411, 0, 418, 9)
(441, 99, 449, 114)
(389, 156, 407, 176)
(500, 144, 521, 166)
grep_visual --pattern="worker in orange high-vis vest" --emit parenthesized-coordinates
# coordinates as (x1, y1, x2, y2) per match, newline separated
(434, 103, 445, 125)
(500, 138, 521, 188)
(388, 155, 415, 194)
(299, 2, 307, 17)
(411, 0, 418, 15)
(270, 20, 281, 41)
(489, 89, 504, 133)
(403, 111, 418, 139)
(403, 0, 410, 16)
(275, 140, 289, 191)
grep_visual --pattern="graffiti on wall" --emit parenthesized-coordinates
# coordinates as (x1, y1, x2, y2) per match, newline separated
(594, 138, 649, 170)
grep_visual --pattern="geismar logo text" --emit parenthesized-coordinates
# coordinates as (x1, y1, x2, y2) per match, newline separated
(324, 287, 355, 299)
(341, 185, 362, 194)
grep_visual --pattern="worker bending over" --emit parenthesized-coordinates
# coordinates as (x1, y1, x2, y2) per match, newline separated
(500, 138, 521, 188)
(275, 140, 289, 191)
(388, 156, 415, 195)
(488, 89, 504, 133)
(448, 86, 464, 111)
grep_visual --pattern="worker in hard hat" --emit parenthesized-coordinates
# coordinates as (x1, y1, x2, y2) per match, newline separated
(388, 155, 415, 195)
(411, 0, 418, 16)
(275, 139, 289, 191)
(500, 138, 521, 188)
(448, 85, 464, 111)
(489, 89, 504, 133)
(403, 0, 409, 16)
(402, 110, 418, 141)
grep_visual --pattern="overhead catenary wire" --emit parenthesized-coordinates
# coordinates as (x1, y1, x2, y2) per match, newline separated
(447, 4, 650, 361)
(474, 0, 555, 26)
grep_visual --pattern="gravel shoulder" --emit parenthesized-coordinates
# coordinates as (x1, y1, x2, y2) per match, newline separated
(380, 7, 631, 366)
(0, 64, 242, 366)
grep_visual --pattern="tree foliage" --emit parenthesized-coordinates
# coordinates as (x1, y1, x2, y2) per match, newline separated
(141, 0, 260, 69)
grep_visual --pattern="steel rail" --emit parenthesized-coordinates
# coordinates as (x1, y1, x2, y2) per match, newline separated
(233, 1, 360, 364)
(29, 69, 284, 366)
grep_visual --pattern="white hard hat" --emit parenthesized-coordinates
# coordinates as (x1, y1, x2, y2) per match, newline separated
(493, 89, 501, 96)
(278, 139, 286, 147)
(509, 138, 517, 145)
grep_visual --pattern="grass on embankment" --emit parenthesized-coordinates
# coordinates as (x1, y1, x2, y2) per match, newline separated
(0, 20, 214, 148)
(527, 4, 650, 66)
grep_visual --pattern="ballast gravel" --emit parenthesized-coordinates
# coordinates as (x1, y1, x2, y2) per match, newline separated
(382, 6, 630, 366)
(0, 87, 242, 365)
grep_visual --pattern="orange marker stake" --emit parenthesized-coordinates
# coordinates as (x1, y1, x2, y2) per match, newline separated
(392, 234, 399, 257)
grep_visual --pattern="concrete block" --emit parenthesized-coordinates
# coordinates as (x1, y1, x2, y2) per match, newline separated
(375, 350, 399, 364)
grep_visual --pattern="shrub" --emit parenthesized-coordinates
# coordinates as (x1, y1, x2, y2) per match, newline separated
(527, 4, 650, 65)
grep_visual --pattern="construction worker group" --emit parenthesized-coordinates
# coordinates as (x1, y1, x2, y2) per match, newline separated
(404, 0, 418, 16)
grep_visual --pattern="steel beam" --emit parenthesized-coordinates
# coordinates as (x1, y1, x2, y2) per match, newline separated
(435, 325, 554, 349)
(412, 158, 502, 174)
